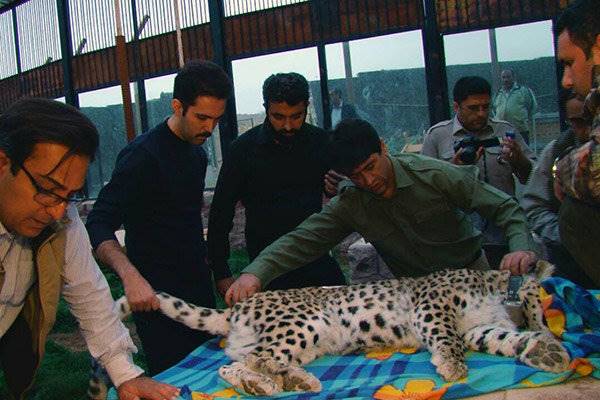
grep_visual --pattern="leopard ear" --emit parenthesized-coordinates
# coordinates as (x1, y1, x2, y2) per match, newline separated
(531, 260, 555, 280)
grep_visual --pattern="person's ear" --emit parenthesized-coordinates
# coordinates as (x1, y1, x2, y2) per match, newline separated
(0, 149, 12, 177)
(453, 101, 460, 114)
(171, 98, 183, 115)
(380, 139, 388, 155)
(593, 34, 600, 65)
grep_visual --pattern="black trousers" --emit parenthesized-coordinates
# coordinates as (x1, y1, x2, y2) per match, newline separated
(132, 310, 213, 376)
(0, 314, 38, 399)
(265, 254, 346, 291)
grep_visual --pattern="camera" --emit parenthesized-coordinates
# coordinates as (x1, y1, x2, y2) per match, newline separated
(453, 135, 501, 164)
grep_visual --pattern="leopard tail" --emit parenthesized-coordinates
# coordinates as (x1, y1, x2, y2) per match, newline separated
(157, 291, 231, 336)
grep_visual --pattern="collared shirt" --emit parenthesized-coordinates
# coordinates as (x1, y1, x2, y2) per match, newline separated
(208, 120, 331, 274)
(492, 83, 537, 133)
(0, 223, 34, 337)
(1, 206, 142, 387)
(87, 120, 219, 302)
(422, 115, 535, 196)
(331, 105, 342, 128)
(243, 154, 535, 286)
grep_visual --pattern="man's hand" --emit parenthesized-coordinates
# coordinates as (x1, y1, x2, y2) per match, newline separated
(452, 147, 484, 165)
(499, 250, 537, 275)
(324, 170, 346, 197)
(122, 270, 160, 312)
(117, 376, 179, 400)
(216, 277, 236, 297)
(501, 136, 531, 183)
(225, 273, 262, 307)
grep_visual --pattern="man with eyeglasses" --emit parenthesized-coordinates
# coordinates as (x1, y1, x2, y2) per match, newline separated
(0, 98, 179, 400)
(422, 76, 536, 267)
(521, 94, 594, 288)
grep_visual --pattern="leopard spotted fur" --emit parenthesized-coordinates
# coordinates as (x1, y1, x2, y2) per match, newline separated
(121, 261, 570, 396)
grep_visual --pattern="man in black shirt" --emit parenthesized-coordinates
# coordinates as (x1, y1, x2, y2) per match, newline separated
(208, 73, 346, 290)
(86, 60, 233, 375)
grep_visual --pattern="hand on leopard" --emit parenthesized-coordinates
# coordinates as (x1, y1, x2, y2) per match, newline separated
(117, 376, 179, 400)
(225, 273, 261, 307)
(499, 250, 537, 275)
(122, 269, 160, 312)
(216, 276, 236, 296)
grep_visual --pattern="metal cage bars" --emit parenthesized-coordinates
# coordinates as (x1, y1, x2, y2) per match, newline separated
(0, 0, 574, 111)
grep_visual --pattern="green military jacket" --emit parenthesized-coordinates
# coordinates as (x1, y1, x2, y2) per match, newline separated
(244, 153, 535, 286)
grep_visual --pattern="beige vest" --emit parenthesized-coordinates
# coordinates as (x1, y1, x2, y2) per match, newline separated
(2, 226, 66, 399)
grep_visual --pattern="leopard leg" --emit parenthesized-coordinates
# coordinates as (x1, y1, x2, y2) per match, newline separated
(464, 325, 570, 373)
(219, 361, 282, 396)
(244, 351, 321, 393)
(519, 280, 547, 332)
(414, 308, 467, 381)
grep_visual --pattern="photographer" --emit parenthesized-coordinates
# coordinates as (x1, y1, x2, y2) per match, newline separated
(422, 76, 535, 266)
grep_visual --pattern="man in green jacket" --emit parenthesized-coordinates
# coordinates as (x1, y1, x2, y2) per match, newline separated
(0, 98, 178, 400)
(226, 118, 538, 306)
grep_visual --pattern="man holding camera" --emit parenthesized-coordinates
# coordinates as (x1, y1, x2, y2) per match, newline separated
(422, 76, 535, 266)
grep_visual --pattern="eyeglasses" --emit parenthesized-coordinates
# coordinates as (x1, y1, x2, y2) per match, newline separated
(463, 103, 490, 112)
(20, 164, 83, 207)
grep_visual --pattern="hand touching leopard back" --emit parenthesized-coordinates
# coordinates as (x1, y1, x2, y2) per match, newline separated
(133, 261, 569, 396)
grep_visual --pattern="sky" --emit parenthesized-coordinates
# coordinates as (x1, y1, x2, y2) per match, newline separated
(76, 20, 556, 114)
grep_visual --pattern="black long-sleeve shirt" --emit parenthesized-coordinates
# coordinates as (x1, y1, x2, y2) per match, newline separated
(208, 120, 334, 279)
(86, 121, 221, 303)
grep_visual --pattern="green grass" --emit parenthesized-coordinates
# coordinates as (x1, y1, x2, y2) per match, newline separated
(0, 250, 250, 399)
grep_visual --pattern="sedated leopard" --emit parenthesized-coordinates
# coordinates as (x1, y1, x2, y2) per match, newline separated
(112, 261, 570, 396)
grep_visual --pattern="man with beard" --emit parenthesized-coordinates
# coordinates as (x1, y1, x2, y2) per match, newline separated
(208, 72, 346, 292)
(521, 94, 594, 287)
(225, 119, 537, 306)
(422, 76, 535, 266)
(552, 0, 600, 286)
(86, 60, 233, 375)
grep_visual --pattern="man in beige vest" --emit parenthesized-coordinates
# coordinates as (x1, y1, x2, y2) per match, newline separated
(0, 98, 178, 400)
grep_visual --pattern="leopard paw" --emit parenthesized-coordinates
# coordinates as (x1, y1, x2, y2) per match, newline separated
(245, 353, 289, 375)
(281, 366, 322, 392)
(430, 353, 468, 381)
(436, 361, 468, 381)
(219, 362, 282, 395)
(519, 336, 570, 373)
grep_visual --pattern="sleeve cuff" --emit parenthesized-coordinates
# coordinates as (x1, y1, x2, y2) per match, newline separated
(105, 352, 144, 388)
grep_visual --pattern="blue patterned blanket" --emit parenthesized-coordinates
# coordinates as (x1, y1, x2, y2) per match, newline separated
(109, 286, 600, 399)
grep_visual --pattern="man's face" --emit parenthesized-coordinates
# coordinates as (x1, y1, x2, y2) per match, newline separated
(348, 144, 395, 198)
(454, 93, 491, 134)
(501, 70, 514, 90)
(330, 91, 341, 107)
(267, 101, 307, 137)
(558, 30, 594, 97)
(173, 95, 226, 145)
(565, 97, 591, 143)
(0, 143, 89, 237)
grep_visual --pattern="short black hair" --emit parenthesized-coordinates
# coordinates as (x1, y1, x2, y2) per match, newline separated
(329, 118, 381, 175)
(173, 60, 232, 113)
(453, 76, 491, 104)
(0, 98, 99, 174)
(555, 0, 600, 58)
(330, 88, 342, 96)
(262, 73, 309, 107)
